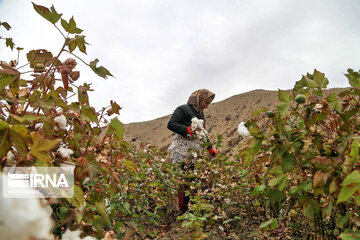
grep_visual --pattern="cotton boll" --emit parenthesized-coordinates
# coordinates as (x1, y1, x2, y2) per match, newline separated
(237, 122, 250, 137)
(82, 236, 98, 240)
(0, 173, 53, 240)
(58, 147, 74, 158)
(54, 114, 67, 131)
(34, 122, 43, 130)
(191, 117, 208, 140)
(62, 229, 82, 240)
(191, 117, 204, 131)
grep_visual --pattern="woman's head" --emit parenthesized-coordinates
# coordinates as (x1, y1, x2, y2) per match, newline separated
(187, 89, 215, 111)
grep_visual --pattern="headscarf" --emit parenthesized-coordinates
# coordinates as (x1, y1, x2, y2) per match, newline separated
(187, 89, 215, 113)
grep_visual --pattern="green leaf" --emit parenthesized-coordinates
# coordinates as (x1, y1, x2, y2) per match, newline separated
(0, 74, 18, 90)
(294, 76, 307, 90)
(260, 218, 278, 231)
(278, 89, 289, 103)
(339, 232, 360, 240)
(304, 200, 320, 219)
(251, 184, 266, 196)
(268, 175, 286, 191)
(0, 125, 11, 158)
(80, 105, 98, 124)
(32, 3, 62, 24)
(327, 93, 342, 112)
(60, 19, 69, 32)
(95, 201, 110, 226)
(282, 151, 295, 172)
(336, 211, 352, 228)
(67, 185, 84, 208)
(90, 59, 113, 79)
(0, 121, 10, 131)
(276, 102, 289, 117)
(123, 159, 137, 172)
(1, 21, 11, 30)
(313, 69, 328, 88)
(337, 184, 358, 204)
(5, 38, 14, 50)
(26, 49, 53, 68)
(349, 138, 359, 167)
(346, 68, 360, 89)
(61, 17, 82, 34)
(342, 170, 360, 187)
(10, 125, 31, 157)
(110, 118, 124, 140)
(305, 76, 319, 88)
(110, 100, 121, 114)
(75, 35, 87, 53)
(68, 38, 77, 53)
(29, 132, 61, 162)
(78, 85, 89, 105)
(124, 202, 131, 213)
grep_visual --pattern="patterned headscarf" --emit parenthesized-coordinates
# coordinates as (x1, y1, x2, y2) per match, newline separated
(187, 89, 215, 112)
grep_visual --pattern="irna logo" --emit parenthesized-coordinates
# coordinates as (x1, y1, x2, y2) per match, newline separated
(3, 166, 74, 198)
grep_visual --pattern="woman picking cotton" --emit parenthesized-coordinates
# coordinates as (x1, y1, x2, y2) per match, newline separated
(167, 89, 217, 213)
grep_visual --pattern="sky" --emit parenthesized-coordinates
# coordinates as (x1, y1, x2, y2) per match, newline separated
(1, 0, 360, 123)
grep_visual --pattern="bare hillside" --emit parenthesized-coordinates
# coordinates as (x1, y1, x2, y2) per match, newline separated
(123, 88, 345, 157)
(123, 89, 280, 156)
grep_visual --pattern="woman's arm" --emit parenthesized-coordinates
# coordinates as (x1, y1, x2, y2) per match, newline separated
(167, 106, 189, 137)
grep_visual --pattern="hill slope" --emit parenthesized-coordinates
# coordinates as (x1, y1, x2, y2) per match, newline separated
(124, 88, 345, 156)
(123, 89, 280, 156)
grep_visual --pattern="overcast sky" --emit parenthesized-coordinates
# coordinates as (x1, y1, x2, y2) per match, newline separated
(1, 0, 360, 123)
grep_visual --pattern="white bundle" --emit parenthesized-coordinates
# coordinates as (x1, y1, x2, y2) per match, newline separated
(237, 122, 250, 137)
(54, 114, 67, 131)
(0, 173, 53, 240)
(58, 147, 74, 158)
(191, 117, 208, 140)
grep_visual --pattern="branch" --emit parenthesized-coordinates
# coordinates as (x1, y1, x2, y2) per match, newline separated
(54, 23, 66, 39)
(63, 50, 89, 66)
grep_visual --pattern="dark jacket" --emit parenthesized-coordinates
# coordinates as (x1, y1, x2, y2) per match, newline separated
(167, 104, 204, 137)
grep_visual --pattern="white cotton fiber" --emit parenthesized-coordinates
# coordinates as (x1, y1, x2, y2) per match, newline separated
(34, 122, 43, 130)
(62, 228, 105, 240)
(54, 114, 67, 131)
(0, 173, 53, 240)
(62, 229, 82, 240)
(58, 147, 74, 158)
(191, 117, 208, 140)
(237, 122, 250, 137)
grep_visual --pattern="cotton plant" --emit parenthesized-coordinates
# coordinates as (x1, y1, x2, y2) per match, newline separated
(0, 173, 53, 240)
(237, 122, 250, 137)
(190, 117, 208, 140)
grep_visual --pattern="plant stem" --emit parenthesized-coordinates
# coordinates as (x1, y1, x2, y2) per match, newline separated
(63, 50, 90, 66)
(54, 23, 66, 39)
(16, 62, 30, 70)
